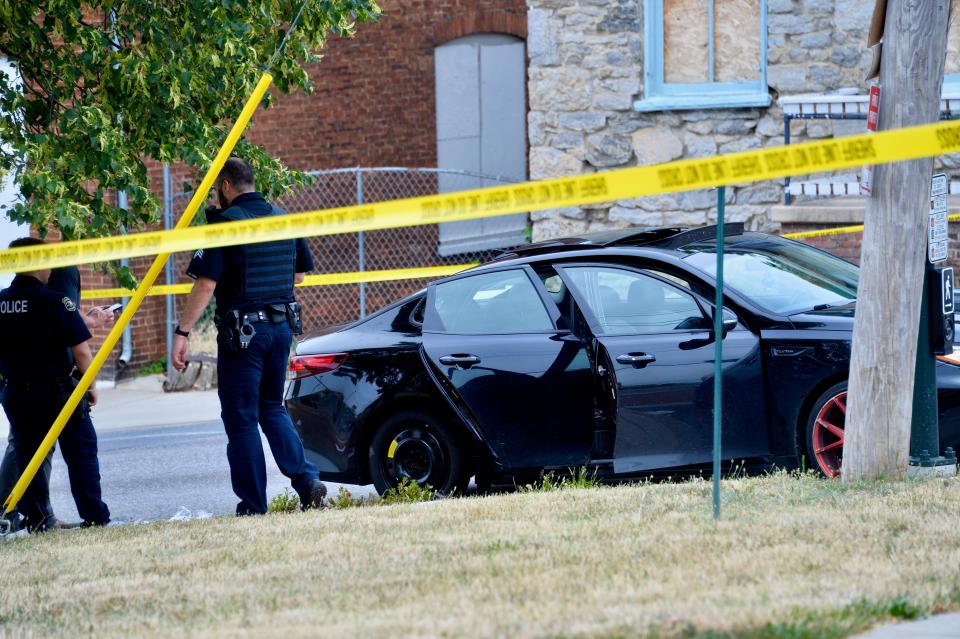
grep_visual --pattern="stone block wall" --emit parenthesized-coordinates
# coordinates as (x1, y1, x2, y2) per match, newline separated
(526, 0, 958, 242)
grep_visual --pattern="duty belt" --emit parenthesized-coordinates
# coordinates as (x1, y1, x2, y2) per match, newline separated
(241, 308, 288, 324)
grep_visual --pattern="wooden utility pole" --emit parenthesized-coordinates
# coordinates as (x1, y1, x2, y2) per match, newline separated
(843, 0, 952, 482)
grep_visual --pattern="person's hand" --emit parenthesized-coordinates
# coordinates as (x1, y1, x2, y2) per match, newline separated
(85, 306, 114, 330)
(87, 387, 98, 407)
(172, 333, 189, 371)
(98, 306, 117, 329)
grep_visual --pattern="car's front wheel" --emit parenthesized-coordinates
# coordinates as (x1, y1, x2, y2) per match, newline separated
(368, 411, 468, 496)
(805, 381, 847, 478)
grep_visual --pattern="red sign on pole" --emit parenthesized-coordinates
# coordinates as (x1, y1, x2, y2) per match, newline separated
(861, 84, 881, 195)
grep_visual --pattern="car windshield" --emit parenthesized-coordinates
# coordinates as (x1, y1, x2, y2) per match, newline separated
(680, 236, 859, 314)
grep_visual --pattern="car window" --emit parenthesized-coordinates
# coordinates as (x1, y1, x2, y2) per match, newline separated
(410, 297, 425, 326)
(643, 269, 691, 290)
(563, 266, 707, 335)
(427, 269, 554, 333)
(681, 237, 858, 314)
(535, 267, 581, 332)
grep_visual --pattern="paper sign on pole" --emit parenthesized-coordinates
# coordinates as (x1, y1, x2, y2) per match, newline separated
(929, 173, 949, 263)
(861, 84, 881, 195)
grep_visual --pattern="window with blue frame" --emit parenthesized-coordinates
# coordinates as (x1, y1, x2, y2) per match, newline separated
(636, 0, 770, 112)
(947, 4, 960, 94)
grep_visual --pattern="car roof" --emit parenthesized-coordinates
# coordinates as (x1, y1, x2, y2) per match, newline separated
(347, 225, 802, 328)
(492, 223, 747, 262)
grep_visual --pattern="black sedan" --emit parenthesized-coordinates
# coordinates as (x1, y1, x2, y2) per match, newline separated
(285, 225, 960, 494)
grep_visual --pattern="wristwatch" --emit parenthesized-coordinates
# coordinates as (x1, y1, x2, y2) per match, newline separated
(174, 325, 190, 338)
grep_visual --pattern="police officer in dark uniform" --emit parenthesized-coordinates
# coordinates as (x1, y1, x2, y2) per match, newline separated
(0, 239, 111, 531)
(172, 157, 326, 516)
(0, 264, 114, 531)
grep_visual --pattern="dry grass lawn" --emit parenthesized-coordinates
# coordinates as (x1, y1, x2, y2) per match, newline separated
(1, 473, 960, 638)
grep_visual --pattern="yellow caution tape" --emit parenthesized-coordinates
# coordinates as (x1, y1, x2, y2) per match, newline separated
(80, 264, 476, 300)
(4, 118, 960, 274)
(783, 224, 868, 240)
(783, 212, 960, 240)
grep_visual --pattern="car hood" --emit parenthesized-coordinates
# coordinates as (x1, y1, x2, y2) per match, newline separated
(788, 304, 856, 331)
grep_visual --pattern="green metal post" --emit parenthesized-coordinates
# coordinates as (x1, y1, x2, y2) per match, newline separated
(713, 187, 725, 521)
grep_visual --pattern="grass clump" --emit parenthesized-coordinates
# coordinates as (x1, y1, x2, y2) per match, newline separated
(521, 465, 601, 492)
(327, 486, 373, 509)
(137, 357, 167, 376)
(326, 480, 437, 509)
(267, 488, 300, 513)
(379, 477, 437, 504)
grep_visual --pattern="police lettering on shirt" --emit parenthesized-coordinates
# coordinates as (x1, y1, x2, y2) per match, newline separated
(0, 275, 92, 382)
(0, 299, 27, 314)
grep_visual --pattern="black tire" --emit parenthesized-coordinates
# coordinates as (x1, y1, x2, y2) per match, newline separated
(368, 411, 468, 496)
(804, 381, 848, 478)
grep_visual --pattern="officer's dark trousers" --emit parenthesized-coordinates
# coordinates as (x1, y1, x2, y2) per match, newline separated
(218, 321, 320, 515)
(1, 382, 110, 529)
(0, 434, 54, 520)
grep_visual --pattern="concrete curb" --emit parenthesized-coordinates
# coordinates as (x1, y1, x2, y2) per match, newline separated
(851, 613, 960, 638)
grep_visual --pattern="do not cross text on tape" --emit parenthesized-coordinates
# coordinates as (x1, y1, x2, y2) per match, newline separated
(2, 118, 960, 275)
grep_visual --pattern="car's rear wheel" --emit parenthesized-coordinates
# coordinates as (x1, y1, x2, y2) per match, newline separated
(805, 381, 847, 478)
(368, 411, 468, 496)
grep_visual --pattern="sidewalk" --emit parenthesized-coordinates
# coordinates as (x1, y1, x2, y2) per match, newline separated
(852, 613, 960, 638)
(0, 375, 221, 438)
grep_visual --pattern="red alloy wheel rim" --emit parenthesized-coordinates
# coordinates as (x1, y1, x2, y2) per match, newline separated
(812, 391, 846, 478)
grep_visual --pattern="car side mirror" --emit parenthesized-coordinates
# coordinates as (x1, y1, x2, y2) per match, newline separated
(717, 308, 737, 335)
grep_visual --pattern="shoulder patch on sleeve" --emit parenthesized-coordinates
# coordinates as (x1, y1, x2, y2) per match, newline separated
(62, 296, 77, 312)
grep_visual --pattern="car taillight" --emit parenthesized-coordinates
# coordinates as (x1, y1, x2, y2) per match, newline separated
(288, 354, 347, 380)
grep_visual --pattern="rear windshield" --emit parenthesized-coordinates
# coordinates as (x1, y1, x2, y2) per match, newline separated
(680, 236, 859, 315)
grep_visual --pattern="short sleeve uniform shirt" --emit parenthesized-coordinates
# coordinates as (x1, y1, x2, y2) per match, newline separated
(0, 275, 91, 382)
(48, 266, 82, 306)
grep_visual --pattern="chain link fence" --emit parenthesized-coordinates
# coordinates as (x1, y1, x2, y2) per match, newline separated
(167, 168, 528, 332)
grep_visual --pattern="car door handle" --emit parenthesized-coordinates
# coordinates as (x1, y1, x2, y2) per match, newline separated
(439, 354, 481, 367)
(616, 353, 656, 368)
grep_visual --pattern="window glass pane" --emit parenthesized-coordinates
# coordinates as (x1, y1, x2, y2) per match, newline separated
(663, 0, 761, 85)
(432, 270, 553, 333)
(681, 238, 859, 315)
(411, 297, 425, 325)
(715, 0, 761, 82)
(565, 267, 706, 335)
(664, 0, 709, 83)
(947, 0, 960, 76)
(642, 269, 692, 289)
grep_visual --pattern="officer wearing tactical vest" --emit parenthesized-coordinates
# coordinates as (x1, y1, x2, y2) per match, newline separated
(172, 157, 326, 516)
(0, 238, 111, 531)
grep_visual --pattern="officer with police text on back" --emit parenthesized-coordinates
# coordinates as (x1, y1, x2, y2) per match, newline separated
(172, 157, 326, 516)
(0, 238, 111, 531)
(0, 264, 115, 531)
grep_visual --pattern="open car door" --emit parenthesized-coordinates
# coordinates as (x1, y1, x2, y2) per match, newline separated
(555, 263, 771, 475)
(420, 266, 594, 470)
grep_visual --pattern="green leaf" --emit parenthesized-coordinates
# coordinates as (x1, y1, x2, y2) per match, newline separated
(0, 0, 380, 283)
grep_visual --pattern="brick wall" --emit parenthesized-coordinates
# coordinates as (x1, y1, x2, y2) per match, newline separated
(779, 222, 960, 287)
(79, 0, 528, 379)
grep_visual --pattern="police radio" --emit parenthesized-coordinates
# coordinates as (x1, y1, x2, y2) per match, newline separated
(930, 266, 955, 356)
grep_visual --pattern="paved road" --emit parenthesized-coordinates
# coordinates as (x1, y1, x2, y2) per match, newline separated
(46, 421, 374, 523)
